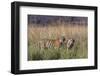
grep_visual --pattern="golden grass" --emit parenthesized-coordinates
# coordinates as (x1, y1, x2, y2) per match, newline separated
(28, 24, 87, 42)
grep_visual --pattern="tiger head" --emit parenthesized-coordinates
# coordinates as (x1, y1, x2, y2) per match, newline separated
(58, 36, 66, 46)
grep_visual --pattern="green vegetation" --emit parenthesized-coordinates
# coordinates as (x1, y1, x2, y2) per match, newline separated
(28, 23, 88, 61)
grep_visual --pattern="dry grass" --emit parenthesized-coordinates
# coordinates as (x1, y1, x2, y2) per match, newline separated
(28, 23, 88, 60)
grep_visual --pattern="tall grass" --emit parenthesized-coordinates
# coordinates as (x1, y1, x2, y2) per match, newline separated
(28, 23, 88, 61)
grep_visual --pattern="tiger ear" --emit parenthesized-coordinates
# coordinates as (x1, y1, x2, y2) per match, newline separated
(58, 38, 62, 43)
(73, 39, 75, 42)
(59, 39, 62, 43)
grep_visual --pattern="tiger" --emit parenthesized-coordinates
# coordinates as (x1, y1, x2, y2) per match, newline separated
(38, 36, 66, 50)
(38, 36, 75, 50)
